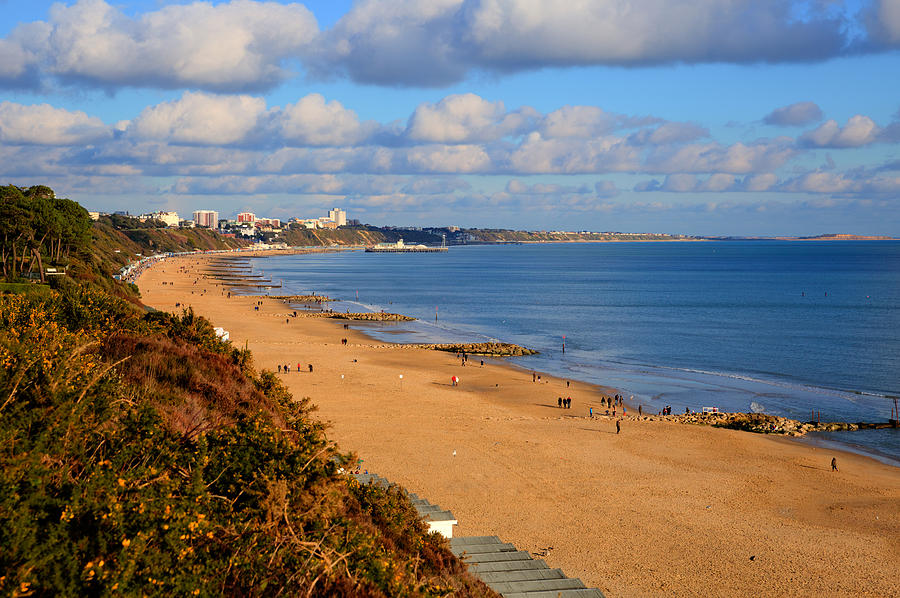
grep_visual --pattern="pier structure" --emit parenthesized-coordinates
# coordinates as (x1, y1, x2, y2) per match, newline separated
(365, 237, 448, 253)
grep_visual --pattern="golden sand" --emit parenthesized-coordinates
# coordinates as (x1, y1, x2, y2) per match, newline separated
(139, 255, 900, 597)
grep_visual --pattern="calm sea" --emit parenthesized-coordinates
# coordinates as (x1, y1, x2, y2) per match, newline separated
(250, 241, 900, 465)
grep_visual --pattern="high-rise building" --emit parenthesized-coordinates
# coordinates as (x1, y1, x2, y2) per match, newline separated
(193, 210, 219, 228)
(328, 207, 347, 226)
(237, 212, 255, 223)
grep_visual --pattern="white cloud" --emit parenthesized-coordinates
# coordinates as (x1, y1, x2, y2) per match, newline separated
(763, 101, 824, 126)
(307, 0, 465, 86)
(129, 92, 267, 145)
(406, 144, 492, 173)
(698, 173, 736, 192)
(646, 140, 796, 174)
(406, 93, 537, 143)
(274, 94, 374, 146)
(539, 106, 632, 139)
(171, 174, 405, 196)
(509, 132, 641, 173)
(0, 39, 37, 84)
(866, 0, 900, 46)
(780, 171, 900, 195)
(629, 122, 709, 145)
(505, 179, 591, 194)
(799, 115, 881, 148)
(0, 101, 111, 145)
(7, 0, 318, 92)
(312, 0, 850, 86)
(742, 173, 778, 192)
(661, 174, 698, 192)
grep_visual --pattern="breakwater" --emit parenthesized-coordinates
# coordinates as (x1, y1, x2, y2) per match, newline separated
(411, 342, 538, 356)
(658, 411, 898, 438)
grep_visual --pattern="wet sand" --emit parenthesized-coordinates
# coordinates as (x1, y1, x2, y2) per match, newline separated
(139, 254, 900, 597)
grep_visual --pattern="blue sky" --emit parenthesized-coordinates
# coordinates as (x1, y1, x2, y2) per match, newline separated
(1, 0, 899, 235)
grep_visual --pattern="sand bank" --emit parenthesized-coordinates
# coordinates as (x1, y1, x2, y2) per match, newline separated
(139, 255, 900, 597)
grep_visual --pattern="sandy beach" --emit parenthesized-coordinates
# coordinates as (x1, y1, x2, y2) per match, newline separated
(139, 254, 900, 597)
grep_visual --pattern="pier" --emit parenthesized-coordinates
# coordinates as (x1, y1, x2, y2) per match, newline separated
(365, 237, 448, 253)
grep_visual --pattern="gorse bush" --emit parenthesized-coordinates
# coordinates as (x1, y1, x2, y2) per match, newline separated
(0, 284, 492, 595)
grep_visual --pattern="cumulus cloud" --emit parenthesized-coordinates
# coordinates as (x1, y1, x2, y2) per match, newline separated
(742, 173, 778, 192)
(405, 144, 492, 173)
(865, 0, 900, 46)
(505, 179, 591, 194)
(537, 106, 653, 139)
(312, 0, 850, 87)
(629, 122, 709, 145)
(306, 0, 465, 87)
(401, 177, 472, 194)
(129, 92, 267, 145)
(274, 94, 375, 146)
(0, 39, 39, 87)
(645, 139, 796, 174)
(698, 173, 737, 192)
(0, 102, 111, 145)
(780, 171, 900, 195)
(799, 115, 880, 148)
(3, 0, 317, 92)
(171, 174, 405, 196)
(509, 133, 641, 173)
(763, 101, 824, 126)
(406, 93, 534, 143)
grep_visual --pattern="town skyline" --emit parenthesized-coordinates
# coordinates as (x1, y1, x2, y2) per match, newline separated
(1, 0, 899, 236)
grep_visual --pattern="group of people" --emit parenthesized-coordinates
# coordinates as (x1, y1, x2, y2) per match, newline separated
(278, 363, 314, 373)
(557, 396, 572, 409)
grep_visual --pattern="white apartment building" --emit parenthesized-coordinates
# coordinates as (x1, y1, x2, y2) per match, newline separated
(138, 211, 179, 226)
(193, 210, 219, 228)
(328, 208, 347, 226)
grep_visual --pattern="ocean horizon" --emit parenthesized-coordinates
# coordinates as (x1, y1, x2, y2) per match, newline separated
(249, 240, 900, 466)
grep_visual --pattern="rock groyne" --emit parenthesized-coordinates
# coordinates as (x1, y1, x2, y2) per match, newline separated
(413, 342, 538, 356)
(659, 411, 897, 437)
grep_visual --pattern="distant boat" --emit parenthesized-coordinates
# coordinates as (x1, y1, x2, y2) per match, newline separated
(365, 237, 448, 253)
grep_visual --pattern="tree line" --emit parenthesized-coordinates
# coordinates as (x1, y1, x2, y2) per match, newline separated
(1, 185, 92, 283)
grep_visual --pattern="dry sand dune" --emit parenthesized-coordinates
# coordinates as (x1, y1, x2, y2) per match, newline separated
(140, 255, 900, 597)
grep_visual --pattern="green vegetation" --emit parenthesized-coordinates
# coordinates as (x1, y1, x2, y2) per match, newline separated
(0, 185, 92, 283)
(0, 187, 494, 597)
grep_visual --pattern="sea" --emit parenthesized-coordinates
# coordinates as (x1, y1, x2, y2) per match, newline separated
(248, 241, 900, 466)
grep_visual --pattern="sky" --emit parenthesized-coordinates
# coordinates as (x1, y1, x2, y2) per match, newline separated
(0, 0, 899, 236)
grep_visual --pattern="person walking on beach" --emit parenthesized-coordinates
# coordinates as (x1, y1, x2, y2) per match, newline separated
(638, 405, 642, 416)
(308, 363, 313, 373)
(278, 364, 282, 373)
(589, 407, 593, 418)
(558, 397, 563, 408)
(533, 372, 536, 383)
(831, 457, 838, 472)
(616, 420, 621, 434)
